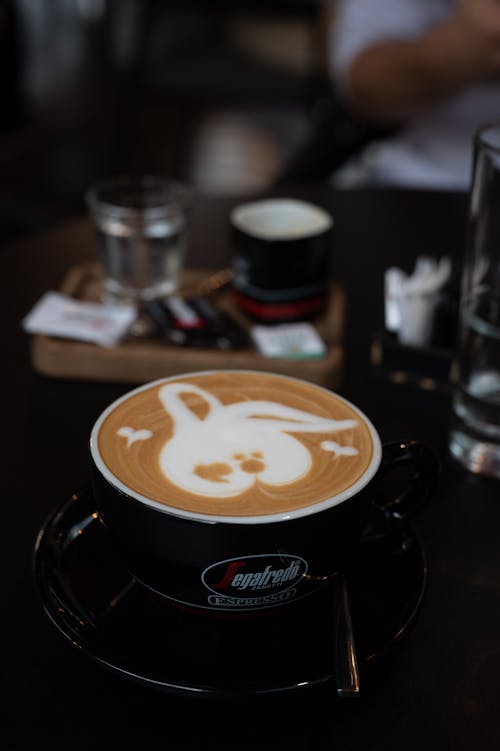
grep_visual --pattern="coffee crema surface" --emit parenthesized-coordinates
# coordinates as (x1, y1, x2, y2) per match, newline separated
(96, 372, 375, 517)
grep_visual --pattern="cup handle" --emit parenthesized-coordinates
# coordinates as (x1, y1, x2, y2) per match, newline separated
(362, 440, 441, 540)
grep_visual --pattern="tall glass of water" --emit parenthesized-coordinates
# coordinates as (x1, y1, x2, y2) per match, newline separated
(86, 175, 192, 322)
(449, 124, 500, 477)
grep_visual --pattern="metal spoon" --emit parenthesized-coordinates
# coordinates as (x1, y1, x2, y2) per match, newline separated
(335, 573, 361, 698)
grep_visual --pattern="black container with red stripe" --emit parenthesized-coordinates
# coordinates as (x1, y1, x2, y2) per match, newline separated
(230, 198, 334, 324)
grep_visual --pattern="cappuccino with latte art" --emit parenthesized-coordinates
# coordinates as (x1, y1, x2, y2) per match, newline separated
(90, 370, 438, 613)
(94, 371, 377, 521)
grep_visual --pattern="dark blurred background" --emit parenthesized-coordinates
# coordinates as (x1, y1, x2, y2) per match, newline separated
(0, 0, 344, 246)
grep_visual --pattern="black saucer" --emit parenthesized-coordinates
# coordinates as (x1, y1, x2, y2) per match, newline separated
(33, 489, 427, 701)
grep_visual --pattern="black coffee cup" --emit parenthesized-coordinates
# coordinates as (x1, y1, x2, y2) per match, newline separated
(230, 198, 334, 323)
(89, 372, 440, 616)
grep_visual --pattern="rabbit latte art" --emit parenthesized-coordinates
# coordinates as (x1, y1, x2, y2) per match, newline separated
(97, 372, 374, 517)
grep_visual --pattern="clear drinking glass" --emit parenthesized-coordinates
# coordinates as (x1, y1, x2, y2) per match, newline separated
(449, 124, 500, 477)
(86, 175, 192, 313)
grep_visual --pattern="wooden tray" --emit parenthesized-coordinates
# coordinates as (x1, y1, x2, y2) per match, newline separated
(31, 263, 346, 387)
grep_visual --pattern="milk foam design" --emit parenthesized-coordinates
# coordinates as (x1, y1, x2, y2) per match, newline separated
(117, 426, 153, 447)
(320, 440, 359, 457)
(140, 382, 360, 498)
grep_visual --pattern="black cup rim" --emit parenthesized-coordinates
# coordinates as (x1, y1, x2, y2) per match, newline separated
(229, 198, 333, 242)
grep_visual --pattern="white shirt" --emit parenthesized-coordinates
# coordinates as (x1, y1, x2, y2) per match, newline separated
(329, 0, 500, 191)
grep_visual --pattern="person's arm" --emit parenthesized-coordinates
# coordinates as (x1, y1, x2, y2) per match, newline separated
(344, 0, 500, 123)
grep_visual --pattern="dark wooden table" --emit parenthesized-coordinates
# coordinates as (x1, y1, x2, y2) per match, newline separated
(3, 185, 500, 751)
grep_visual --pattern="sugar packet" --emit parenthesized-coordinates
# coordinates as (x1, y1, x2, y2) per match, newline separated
(22, 291, 136, 347)
(251, 322, 327, 359)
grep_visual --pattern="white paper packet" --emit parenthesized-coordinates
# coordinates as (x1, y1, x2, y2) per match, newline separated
(22, 291, 136, 347)
(251, 322, 326, 359)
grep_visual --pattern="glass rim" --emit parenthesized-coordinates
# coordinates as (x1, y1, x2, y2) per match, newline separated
(475, 122, 500, 155)
(85, 174, 193, 220)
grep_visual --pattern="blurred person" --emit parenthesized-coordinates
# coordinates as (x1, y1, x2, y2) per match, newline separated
(328, 0, 500, 191)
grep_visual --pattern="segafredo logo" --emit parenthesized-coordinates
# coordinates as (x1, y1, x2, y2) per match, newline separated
(202, 554, 307, 607)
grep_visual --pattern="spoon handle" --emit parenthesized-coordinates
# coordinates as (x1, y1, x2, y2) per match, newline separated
(335, 573, 361, 698)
